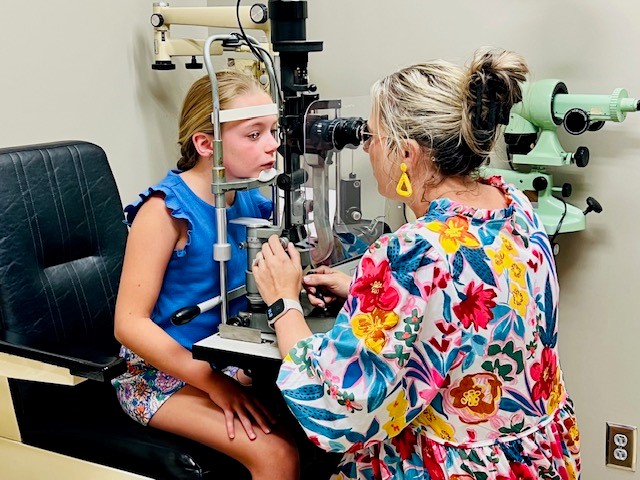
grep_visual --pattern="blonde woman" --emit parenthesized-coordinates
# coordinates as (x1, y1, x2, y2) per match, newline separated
(254, 49, 581, 479)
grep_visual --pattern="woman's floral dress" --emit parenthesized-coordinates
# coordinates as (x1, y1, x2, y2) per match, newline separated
(276, 178, 580, 479)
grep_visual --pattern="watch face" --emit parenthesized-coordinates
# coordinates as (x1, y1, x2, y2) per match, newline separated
(267, 299, 285, 321)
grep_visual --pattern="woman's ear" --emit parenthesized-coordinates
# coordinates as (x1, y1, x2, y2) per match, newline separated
(401, 139, 423, 169)
(191, 132, 213, 157)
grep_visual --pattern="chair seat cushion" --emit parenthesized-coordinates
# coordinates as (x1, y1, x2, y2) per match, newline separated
(11, 378, 250, 480)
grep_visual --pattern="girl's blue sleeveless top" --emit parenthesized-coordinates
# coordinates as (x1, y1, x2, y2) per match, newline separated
(124, 170, 272, 349)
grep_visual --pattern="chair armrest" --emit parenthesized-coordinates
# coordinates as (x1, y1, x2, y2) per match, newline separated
(0, 330, 125, 383)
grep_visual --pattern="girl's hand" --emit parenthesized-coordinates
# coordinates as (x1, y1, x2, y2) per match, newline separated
(207, 371, 276, 440)
(253, 235, 303, 306)
(302, 266, 351, 308)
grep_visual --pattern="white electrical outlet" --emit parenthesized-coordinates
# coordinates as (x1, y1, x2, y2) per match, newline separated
(606, 423, 637, 471)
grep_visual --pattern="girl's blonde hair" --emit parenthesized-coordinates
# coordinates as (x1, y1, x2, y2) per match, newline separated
(177, 70, 266, 170)
(370, 48, 529, 178)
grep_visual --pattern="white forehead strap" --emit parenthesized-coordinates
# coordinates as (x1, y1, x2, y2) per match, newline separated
(215, 103, 278, 124)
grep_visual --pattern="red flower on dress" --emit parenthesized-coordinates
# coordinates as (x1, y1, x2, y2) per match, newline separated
(391, 426, 417, 461)
(453, 281, 497, 331)
(563, 416, 581, 454)
(530, 347, 558, 401)
(510, 462, 537, 479)
(351, 256, 399, 313)
(497, 462, 537, 479)
(422, 442, 446, 480)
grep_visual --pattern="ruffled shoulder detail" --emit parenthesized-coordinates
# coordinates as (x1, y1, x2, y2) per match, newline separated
(123, 171, 192, 257)
(424, 176, 515, 223)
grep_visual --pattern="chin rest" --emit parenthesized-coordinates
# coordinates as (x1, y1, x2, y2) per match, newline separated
(0, 141, 249, 479)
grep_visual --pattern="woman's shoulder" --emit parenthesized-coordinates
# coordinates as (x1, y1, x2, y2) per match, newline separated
(362, 224, 442, 267)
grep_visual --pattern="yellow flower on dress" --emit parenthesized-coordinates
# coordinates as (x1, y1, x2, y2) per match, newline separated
(546, 369, 564, 414)
(486, 248, 514, 275)
(382, 390, 408, 438)
(499, 234, 517, 255)
(352, 308, 399, 353)
(487, 234, 520, 276)
(426, 216, 480, 254)
(509, 285, 529, 317)
(415, 405, 456, 442)
(509, 261, 527, 288)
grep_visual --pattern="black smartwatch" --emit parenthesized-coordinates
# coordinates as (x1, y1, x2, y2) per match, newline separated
(266, 298, 303, 329)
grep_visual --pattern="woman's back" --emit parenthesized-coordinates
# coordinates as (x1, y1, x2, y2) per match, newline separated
(276, 177, 580, 479)
(409, 178, 570, 444)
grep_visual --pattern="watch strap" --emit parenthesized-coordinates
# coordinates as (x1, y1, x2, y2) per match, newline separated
(266, 298, 303, 328)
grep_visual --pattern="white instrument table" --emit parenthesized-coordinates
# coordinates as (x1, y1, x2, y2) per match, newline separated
(193, 331, 281, 362)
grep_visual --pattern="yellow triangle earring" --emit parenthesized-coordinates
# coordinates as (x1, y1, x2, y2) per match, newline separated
(396, 162, 413, 197)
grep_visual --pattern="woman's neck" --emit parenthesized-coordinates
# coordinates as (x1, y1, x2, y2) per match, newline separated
(408, 177, 507, 217)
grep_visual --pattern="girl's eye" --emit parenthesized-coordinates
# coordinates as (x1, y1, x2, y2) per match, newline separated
(248, 132, 260, 140)
(270, 129, 278, 139)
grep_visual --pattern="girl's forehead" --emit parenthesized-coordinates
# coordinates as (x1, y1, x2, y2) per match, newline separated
(228, 91, 273, 109)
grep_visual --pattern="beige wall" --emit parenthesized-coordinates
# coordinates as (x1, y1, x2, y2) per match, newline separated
(2, 0, 639, 478)
(0, 0, 208, 204)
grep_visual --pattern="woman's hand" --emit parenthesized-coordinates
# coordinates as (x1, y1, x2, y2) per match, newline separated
(302, 266, 351, 309)
(207, 371, 276, 440)
(253, 235, 303, 306)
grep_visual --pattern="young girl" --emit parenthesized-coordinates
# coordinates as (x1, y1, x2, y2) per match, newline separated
(112, 71, 299, 479)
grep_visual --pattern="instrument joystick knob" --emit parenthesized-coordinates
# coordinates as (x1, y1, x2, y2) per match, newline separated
(583, 196, 603, 215)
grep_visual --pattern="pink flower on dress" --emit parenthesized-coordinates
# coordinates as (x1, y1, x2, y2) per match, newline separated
(530, 347, 558, 401)
(452, 281, 497, 331)
(351, 257, 399, 313)
(401, 295, 417, 315)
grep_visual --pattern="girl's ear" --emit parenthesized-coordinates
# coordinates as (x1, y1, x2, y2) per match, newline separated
(192, 132, 213, 157)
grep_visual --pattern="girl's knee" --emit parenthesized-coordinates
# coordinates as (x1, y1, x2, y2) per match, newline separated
(270, 432, 299, 462)
(250, 432, 299, 472)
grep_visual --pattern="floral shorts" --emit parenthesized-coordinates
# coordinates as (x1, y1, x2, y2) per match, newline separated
(111, 346, 186, 426)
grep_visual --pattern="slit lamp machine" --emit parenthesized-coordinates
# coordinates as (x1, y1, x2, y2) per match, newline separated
(150, 1, 639, 338)
(151, 1, 379, 339)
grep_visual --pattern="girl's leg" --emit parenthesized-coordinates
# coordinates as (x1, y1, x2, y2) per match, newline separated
(149, 384, 299, 480)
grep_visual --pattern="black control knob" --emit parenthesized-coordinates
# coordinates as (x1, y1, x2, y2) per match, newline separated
(532, 176, 548, 192)
(185, 56, 203, 69)
(228, 314, 251, 328)
(583, 196, 603, 215)
(152, 61, 176, 71)
(573, 146, 590, 167)
(170, 306, 200, 326)
(552, 183, 572, 198)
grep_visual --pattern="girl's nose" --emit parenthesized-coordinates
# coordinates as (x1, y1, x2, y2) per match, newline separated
(267, 132, 280, 152)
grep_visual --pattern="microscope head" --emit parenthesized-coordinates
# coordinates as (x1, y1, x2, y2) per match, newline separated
(505, 79, 639, 167)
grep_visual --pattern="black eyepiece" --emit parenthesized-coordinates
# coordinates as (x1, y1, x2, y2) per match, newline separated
(308, 117, 366, 151)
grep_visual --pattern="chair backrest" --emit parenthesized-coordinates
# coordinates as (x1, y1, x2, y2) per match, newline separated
(0, 141, 127, 348)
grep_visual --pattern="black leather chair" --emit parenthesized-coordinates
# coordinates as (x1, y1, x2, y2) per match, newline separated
(0, 141, 250, 479)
